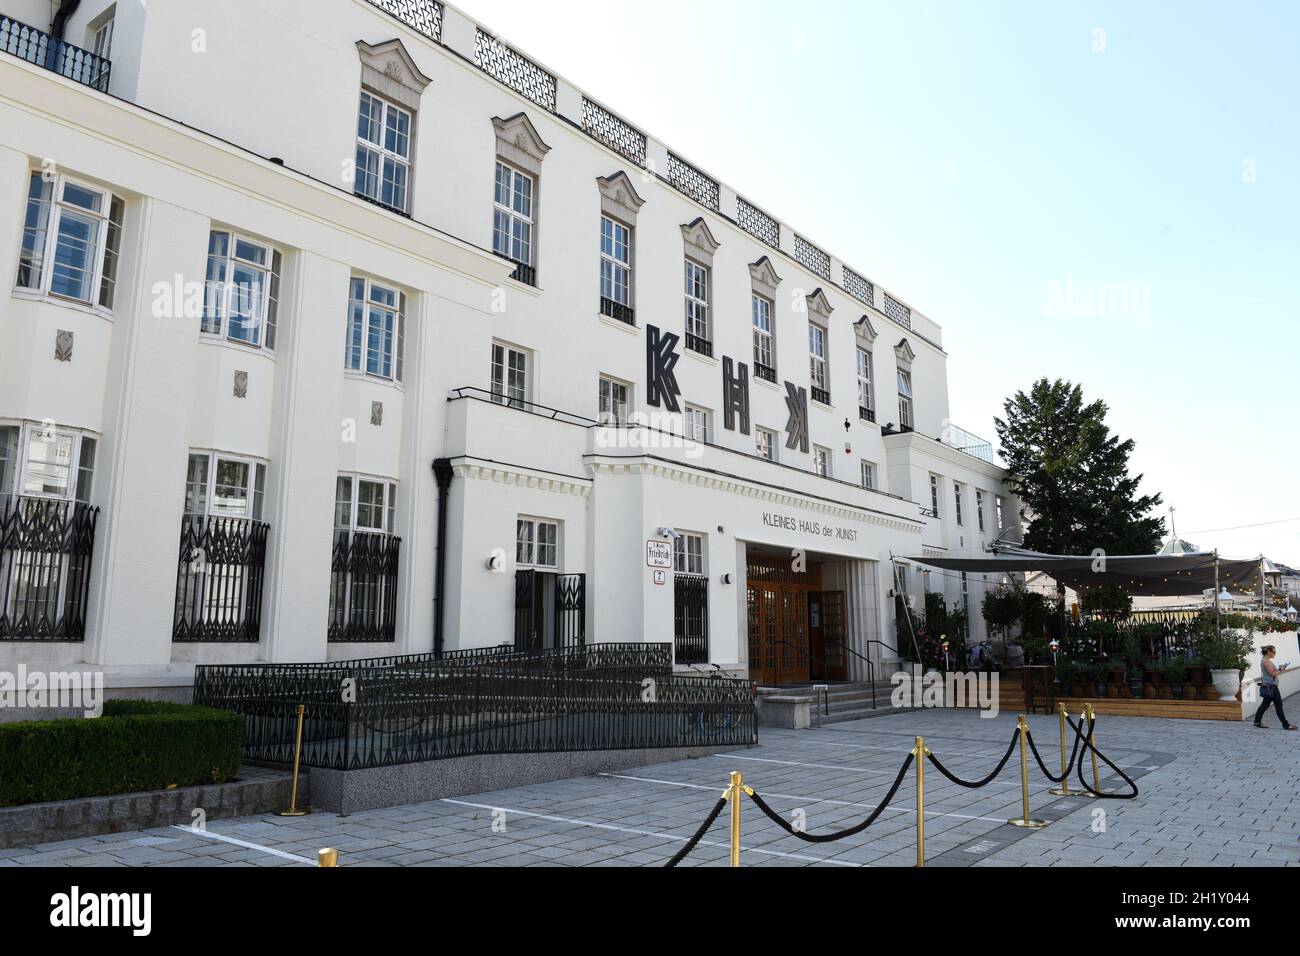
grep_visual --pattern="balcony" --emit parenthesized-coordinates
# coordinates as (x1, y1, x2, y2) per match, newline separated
(496, 253, 536, 288)
(942, 424, 997, 466)
(0, 497, 98, 641)
(754, 363, 777, 385)
(173, 516, 270, 643)
(859, 406, 876, 424)
(684, 332, 713, 359)
(0, 16, 110, 92)
(600, 297, 635, 326)
(811, 386, 831, 406)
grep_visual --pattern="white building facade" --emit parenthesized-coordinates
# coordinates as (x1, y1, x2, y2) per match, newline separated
(0, 0, 1019, 696)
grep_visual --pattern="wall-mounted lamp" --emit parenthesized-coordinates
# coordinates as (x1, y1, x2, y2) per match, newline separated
(720, 572, 735, 586)
(485, 549, 506, 573)
(656, 527, 680, 541)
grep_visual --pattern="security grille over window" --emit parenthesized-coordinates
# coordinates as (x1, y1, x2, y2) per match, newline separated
(173, 517, 270, 644)
(737, 198, 780, 248)
(883, 293, 912, 329)
(667, 154, 720, 211)
(793, 234, 831, 280)
(365, 0, 443, 42)
(475, 29, 556, 111)
(0, 498, 98, 642)
(843, 266, 875, 307)
(329, 530, 402, 643)
(582, 98, 647, 167)
(674, 574, 709, 665)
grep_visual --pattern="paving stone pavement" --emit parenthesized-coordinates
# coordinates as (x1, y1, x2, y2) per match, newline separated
(3, 706, 1296, 868)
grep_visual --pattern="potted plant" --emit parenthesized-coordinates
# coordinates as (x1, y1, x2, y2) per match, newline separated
(1193, 624, 1255, 702)
(1185, 657, 1209, 692)
(1055, 661, 1083, 699)
(1162, 658, 1187, 700)
(1089, 663, 1108, 698)
(1123, 635, 1146, 697)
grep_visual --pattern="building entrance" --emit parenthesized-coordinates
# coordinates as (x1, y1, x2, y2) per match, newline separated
(746, 551, 847, 685)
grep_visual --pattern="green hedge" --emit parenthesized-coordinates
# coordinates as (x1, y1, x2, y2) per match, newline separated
(0, 700, 244, 808)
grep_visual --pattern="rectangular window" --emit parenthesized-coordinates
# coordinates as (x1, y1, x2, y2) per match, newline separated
(17, 172, 124, 309)
(345, 278, 405, 382)
(355, 91, 412, 213)
(598, 377, 630, 426)
(185, 452, 266, 520)
(673, 532, 705, 576)
(756, 428, 777, 463)
(857, 348, 875, 422)
(809, 324, 829, 404)
(89, 12, 115, 60)
(491, 343, 528, 408)
(954, 482, 964, 526)
(516, 518, 559, 569)
(334, 475, 397, 534)
(600, 216, 633, 322)
(684, 259, 710, 353)
(493, 162, 534, 270)
(996, 496, 1006, 533)
(897, 370, 914, 430)
(203, 231, 282, 350)
(0, 426, 19, 505)
(930, 474, 940, 517)
(860, 460, 876, 491)
(814, 446, 831, 478)
(976, 490, 986, 533)
(683, 405, 710, 444)
(752, 295, 775, 381)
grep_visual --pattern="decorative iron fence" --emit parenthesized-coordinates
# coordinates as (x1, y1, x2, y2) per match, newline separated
(0, 497, 98, 641)
(364, 0, 443, 42)
(684, 332, 713, 358)
(330, 530, 401, 643)
(475, 28, 556, 111)
(883, 293, 912, 330)
(0, 16, 111, 91)
(582, 98, 647, 167)
(674, 574, 710, 665)
(194, 654, 755, 770)
(737, 198, 780, 248)
(667, 153, 720, 211)
(173, 517, 269, 643)
(843, 266, 875, 308)
(793, 234, 831, 280)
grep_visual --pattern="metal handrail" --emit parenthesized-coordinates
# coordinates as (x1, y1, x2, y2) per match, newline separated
(825, 639, 878, 710)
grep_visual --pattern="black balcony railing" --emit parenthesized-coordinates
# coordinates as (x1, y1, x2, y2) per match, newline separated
(173, 516, 270, 644)
(860, 406, 876, 424)
(496, 253, 536, 287)
(193, 644, 756, 770)
(684, 332, 713, 358)
(811, 386, 831, 406)
(600, 297, 635, 326)
(754, 363, 777, 384)
(0, 497, 98, 642)
(329, 530, 401, 643)
(0, 16, 111, 92)
(674, 574, 710, 666)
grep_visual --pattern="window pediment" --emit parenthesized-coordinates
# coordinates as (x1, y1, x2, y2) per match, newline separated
(749, 256, 782, 300)
(597, 171, 645, 223)
(895, 339, 917, 368)
(855, 316, 879, 345)
(493, 112, 551, 176)
(806, 288, 833, 321)
(357, 39, 432, 112)
(681, 217, 721, 267)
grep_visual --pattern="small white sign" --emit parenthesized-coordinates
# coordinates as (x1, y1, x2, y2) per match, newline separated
(653, 570, 667, 587)
(646, 541, 673, 569)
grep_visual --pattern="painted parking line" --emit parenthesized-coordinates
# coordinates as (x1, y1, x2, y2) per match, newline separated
(169, 826, 315, 865)
(439, 799, 860, 866)
(600, 772, 1010, 824)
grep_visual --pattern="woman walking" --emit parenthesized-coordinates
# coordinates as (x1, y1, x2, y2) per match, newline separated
(1254, 646, 1297, 730)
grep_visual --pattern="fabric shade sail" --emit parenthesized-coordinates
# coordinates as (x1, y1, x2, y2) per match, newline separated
(901, 547, 1264, 598)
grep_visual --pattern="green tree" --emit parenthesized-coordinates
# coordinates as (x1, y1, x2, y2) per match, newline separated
(995, 379, 1166, 557)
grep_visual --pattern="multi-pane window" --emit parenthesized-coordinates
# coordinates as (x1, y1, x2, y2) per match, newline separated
(491, 343, 528, 408)
(0, 424, 97, 506)
(996, 496, 1006, 533)
(355, 91, 412, 213)
(809, 325, 829, 403)
(752, 295, 775, 380)
(89, 10, 115, 60)
(860, 460, 877, 491)
(330, 475, 400, 645)
(684, 259, 710, 352)
(954, 482, 965, 526)
(516, 518, 559, 569)
(203, 231, 282, 350)
(683, 405, 710, 444)
(345, 278, 405, 382)
(185, 452, 266, 521)
(600, 216, 633, 321)
(493, 162, 534, 270)
(17, 172, 124, 309)
(976, 490, 986, 533)
(756, 428, 777, 463)
(674, 532, 705, 575)
(598, 377, 630, 426)
(334, 476, 397, 535)
(814, 446, 831, 478)
(897, 370, 914, 430)
(930, 474, 940, 517)
(857, 348, 875, 422)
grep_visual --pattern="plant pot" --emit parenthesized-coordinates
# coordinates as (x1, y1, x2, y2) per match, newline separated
(1107, 667, 1126, 685)
(1095, 682, 1108, 698)
(1128, 678, 1144, 697)
(1210, 669, 1240, 702)
(1144, 669, 1164, 686)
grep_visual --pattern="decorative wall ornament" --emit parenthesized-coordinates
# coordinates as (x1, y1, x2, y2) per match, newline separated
(492, 112, 551, 176)
(895, 339, 917, 369)
(749, 256, 782, 300)
(855, 316, 879, 345)
(680, 217, 721, 268)
(596, 170, 645, 224)
(54, 330, 73, 362)
(356, 38, 433, 112)
(233, 371, 248, 399)
(806, 288, 834, 321)
(645, 325, 682, 413)
(722, 357, 751, 436)
(371, 402, 384, 427)
(783, 382, 810, 454)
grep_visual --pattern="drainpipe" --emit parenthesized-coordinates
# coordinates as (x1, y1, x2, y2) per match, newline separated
(51, 0, 81, 39)
(432, 459, 454, 659)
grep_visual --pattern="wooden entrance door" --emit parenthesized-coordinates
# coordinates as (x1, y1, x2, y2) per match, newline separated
(809, 592, 848, 681)
(746, 554, 823, 685)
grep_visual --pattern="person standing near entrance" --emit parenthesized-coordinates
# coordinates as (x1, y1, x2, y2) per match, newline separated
(1254, 646, 1297, 730)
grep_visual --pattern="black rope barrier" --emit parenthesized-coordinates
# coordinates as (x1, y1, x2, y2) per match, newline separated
(663, 795, 730, 868)
(925, 727, 1019, 789)
(746, 752, 915, 844)
(1025, 724, 1085, 784)
(1068, 715, 1140, 800)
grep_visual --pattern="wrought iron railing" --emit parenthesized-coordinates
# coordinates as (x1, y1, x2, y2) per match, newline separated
(793, 234, 831, 280)
(0, 497, 98, 641)
(754, 362, 777, 385)
(364, 0, 443, 42)
(329, 530, 401, 644)
(475, 28, 556, 111)
(582, 98, 647, 167)
(496, 252, 536, 287)
(737, 198, 780, 248)
(883, 293, 912, 330)
(860, 405, 876, 424)
(684, 332, 713, 358)
(0, 16, 111, 91)
(515, 571, 586, 652)
(173, 516, 269, 644)
(843, 267, 875, 308)
(193, 645, 754, 770)
(811, 386, 831, 406)
(667, 154, 720, 211)
(600, 296, 635, 326)
(674, 574, 709, 665)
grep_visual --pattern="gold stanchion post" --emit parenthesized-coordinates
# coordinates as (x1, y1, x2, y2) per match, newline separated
(1048, 704, 1072, 797)
(1086, 703, 1102, 794)
(913, 736, 929, 867)
(729, 771, 743, 868)
(317, 848, 339, 868)
(277, 704, 310, 818)
(1008, 716, 1048, 829)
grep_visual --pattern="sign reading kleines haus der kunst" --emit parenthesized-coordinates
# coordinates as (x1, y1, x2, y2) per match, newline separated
(761, 511, 860, 543)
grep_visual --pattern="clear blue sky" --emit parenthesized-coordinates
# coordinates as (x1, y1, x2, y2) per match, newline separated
(457, 0, 1300, 565)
